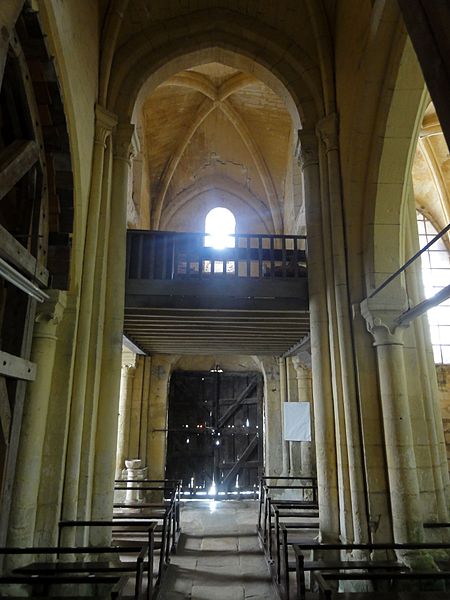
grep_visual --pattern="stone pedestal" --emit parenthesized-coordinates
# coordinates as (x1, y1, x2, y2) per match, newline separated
(124, 458, 147, 504)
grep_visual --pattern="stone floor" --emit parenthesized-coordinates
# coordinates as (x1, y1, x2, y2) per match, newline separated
(158, 499, 276, 599)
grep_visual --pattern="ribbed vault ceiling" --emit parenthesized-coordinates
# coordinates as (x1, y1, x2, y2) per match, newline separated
(142, 62, 293, 232)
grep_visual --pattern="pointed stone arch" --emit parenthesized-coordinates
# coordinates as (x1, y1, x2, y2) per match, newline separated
(106, 8, 322, 130)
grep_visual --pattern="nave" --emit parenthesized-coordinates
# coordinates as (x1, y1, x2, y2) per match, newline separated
(158, 500, 274, 600)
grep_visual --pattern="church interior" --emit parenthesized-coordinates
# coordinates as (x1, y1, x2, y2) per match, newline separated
(0, 0, 450, 598)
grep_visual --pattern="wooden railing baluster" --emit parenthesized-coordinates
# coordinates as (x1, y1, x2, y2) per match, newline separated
(125, 230, 307, 282)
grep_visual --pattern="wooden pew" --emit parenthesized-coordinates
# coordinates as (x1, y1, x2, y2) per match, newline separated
(0, 544, 150, 599)
(257, 475, 318, 557)
(114, 482, 179, 553)
(292, 541, 450, 600)
(115, 478, 182, 533)
(57, 521, 156, 598)
(0, 573, 129, 599)
(272, 506, 319, 584)
(313, 570, 450, 599)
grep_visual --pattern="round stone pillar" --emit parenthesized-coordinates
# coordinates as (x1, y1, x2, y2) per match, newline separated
(61, 106, 117, 534)
(7, 291, 66, 549)
(292, 354, 315, 478)
(91, 122, 135, 528)
(317, 113, 369, 543)
(297, 131, 339, 541)
(115, 364, 136, 479)
(361, 298, 423, 542)
(279, 357, 290, 476)
(259, 357, 283, 478)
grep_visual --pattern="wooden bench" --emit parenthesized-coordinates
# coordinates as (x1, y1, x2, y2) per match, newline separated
(292, 541, 450, 600)
(313, 569, 450, 599)
(257, 475, 318, 555)
(0, 573, 129, 599)
(57, 522, 156, 598)
(272, 506, 319, 584)
(114, 482, 179, 553)
(0, 544, 150, 599)
(265, 498, 318, 563)
(115, 478, 182, 533)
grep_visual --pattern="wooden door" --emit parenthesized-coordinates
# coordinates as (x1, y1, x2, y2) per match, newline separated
(166, 371, 263, 496)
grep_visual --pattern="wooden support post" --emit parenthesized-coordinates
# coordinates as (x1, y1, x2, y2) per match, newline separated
(0, 140, 39, 201)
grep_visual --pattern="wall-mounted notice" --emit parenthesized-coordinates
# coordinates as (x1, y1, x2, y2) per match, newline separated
(283, 402, 311, 441)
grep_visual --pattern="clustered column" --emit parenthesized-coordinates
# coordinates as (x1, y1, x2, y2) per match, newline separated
(297, 130, 339, 540)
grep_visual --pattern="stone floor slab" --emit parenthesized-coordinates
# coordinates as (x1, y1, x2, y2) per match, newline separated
(158, 501, 275, 599)
(191, 584, 245, 599)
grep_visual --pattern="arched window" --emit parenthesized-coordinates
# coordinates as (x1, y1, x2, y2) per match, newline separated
(417, 211, 450, 363)
(205, 207, 236, 249)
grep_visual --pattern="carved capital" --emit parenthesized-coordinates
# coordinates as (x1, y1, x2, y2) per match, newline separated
(34, 290, 67, 333)
(94, 104, 118, 147)
(295, 130, 319, 170)
(316, 113, 339, 153)
(113, 123, 135, 163)
(291, 352, 312, 372)
(360, 296, 408, 347)
(121, 365, 136, 378)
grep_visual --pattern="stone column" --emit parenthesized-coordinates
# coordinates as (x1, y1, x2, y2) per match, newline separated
(7, 291, 66, 550)
(61, 106, 117, 535)
(278, 357, 290, 476)
(147, 356, 172, 480)
(297, 131, 339, 541)
(292, 354, 315, 477)
(317, 113, 369, 543)
(287, 358, 302, 477)
(139, 356, 152, 466)
(259, 357, 283, 478)
(91, 122, 135, 530)
(361, 297, 423, 542)
(115, 363, 136, 479)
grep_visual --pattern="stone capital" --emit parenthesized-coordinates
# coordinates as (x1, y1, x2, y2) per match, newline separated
(291, 352, 312, 371)
(113, 122, 135, 163)
(35, 289, 67, 326)
(121, 364, 136, 378)
(94, 104, 118, 147)
(316, 113, 339, 153)
(33, 290, 67, 341)
(295, 130, 319, 170)
(360, 296, 408, 347)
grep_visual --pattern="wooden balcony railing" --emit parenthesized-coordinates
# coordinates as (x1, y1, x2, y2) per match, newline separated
(126, 230, 307, 282)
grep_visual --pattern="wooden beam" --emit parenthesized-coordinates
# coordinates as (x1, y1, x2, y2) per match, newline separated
(0, 378, 11, 442)
(0, 222, 48, 286)
(221, 436, 258, 488)
(0, 140, 39, 201)
(0, 298, 37, 547)
(218, 378, 257, 429)
(0, 351, 36, 381)
(126, 278, 309, 299)
(125, 295, 308, 312)
(125, 312, 309, 318)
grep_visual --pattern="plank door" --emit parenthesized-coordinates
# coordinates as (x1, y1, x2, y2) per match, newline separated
(166, 371, 263, 495)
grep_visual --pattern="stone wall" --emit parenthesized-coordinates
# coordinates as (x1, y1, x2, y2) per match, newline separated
(438, 365, 450, 469)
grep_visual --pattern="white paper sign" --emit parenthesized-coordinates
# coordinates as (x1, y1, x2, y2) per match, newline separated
(283, 402, 311, 441)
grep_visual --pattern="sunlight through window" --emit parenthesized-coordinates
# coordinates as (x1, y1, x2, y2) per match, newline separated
(205, 207, 236, 249)
(417, 211, 450, 364)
